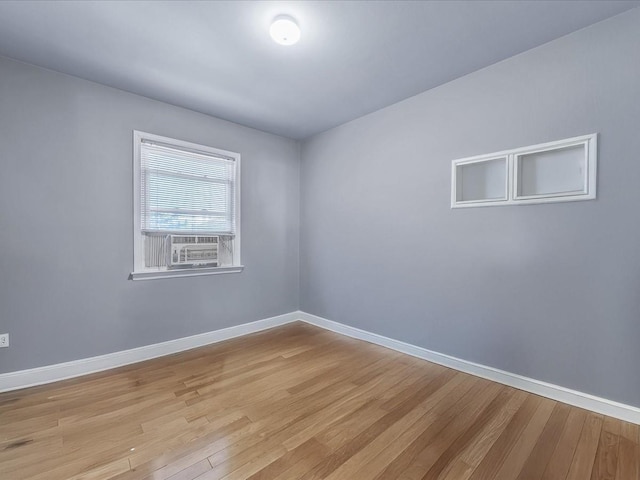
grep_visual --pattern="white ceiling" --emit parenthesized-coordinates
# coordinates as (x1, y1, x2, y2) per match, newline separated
(0, 1, 637, 139)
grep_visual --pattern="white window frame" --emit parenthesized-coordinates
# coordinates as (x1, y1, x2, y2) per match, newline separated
(451, 133, 597, 208)
(451, 155, 509, 207)
(131, 131, 243, 280)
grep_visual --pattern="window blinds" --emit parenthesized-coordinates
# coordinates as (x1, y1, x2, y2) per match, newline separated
(140, 140, 236, 234)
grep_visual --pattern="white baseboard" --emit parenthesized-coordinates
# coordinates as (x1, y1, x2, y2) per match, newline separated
(297, 311, 640, 425)
(0, 312, 299, 393)
(3, 309, 638, 425)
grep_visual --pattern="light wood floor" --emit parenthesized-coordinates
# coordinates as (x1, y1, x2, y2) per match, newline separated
(1, 322, 638, 480)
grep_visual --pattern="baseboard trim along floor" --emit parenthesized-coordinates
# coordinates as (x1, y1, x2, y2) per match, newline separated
(297, 311, 640, 425)
(0, 312, 299, 393)
(1, 309, 638, 424)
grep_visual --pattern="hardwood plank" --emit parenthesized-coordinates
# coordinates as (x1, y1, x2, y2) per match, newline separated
(492, 398, 556, 480)
(515, 402, 571, 480)
(439, 460, 475, 480)
(541, 408, 588, 480)
(420, 386, 516, 480)
(210, 446, 288, 480)
(246, 438, 329, 480)
(165, 459, 211, 480)
(466, 394, 542, 480)
(304, 370, 457, 452)
(437, 390, 529, 480)
(268, 443, 331, 480)
(566, 412, 604, 480)
(326, 377, 497, 480)
(202, 376, 376, 472)
(615, 422, 639, 480)
(392, 383, 508, 479)
(299, 375, 479, 480)
(591, 416, 621, 480)
(458, 390, 528, 467)
(367, 378, 493, 480)
(67, 458, 131, 480)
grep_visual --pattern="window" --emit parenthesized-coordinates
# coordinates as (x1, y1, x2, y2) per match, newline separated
(131, 131, 242, 280)
(451, 133, 597, 208)
(453, 156, 508, 205)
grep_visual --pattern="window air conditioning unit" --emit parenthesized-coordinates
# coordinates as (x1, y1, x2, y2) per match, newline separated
(169, 235, 218, 268)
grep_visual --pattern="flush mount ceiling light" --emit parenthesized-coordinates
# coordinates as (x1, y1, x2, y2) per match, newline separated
(270, 15, 301, 46)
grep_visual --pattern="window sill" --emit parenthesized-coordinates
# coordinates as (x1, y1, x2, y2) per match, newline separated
(130, 265, 244, 281)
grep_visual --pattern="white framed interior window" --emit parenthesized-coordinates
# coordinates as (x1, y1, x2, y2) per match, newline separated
(131, 131, 242, 280)
(453, 155, 509, 206)
(451, 133, 597, 208)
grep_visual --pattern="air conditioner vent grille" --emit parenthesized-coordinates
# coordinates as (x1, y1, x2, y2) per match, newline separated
(169, 235, 219, 267)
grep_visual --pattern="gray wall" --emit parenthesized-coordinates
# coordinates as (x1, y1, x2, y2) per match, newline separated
(300, 9, 640, 407)
(0, 57, 300, 373)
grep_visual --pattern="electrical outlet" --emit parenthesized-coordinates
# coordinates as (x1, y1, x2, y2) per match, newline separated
(0, 333, 8, 348)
